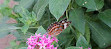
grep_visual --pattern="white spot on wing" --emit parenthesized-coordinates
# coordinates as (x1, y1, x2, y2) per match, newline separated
(64, 23, 67, 29)
(54, 28, 58, 31)
(62, 21, 65, 23)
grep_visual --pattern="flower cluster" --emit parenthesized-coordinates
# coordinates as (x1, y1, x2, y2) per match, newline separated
(26, 33, 58, 49)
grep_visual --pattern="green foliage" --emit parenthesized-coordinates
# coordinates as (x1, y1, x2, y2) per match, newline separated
(84, 24, 90, 44)
(49, 0, 71, 20)
(76, 35, 89, 48)
(13, 0, 35, 13)
(58, 27, 74, 48)
(36, 26, 46, 35)
(33, 0, 49, 21)
(18, 8, 36, 34)
(0, 0, 111, 49)
(98, 9, 111, 28)
(69, 8, 85, 35)
(0, 7, 12, 16)
(75, 0, 104, 12)
(66, 46, 81, 49)
(88, 21, 111, 48)
(0, 0, 12, 16)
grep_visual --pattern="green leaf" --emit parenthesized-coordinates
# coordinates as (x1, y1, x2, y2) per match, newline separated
(98, 9, 111, 28)
(36, 26, 46, 35)
(49, 0, 71, 20)
(0, 7, 12, 16)
(21, 24, 29, 34)
(18, 8, 36, 25)
(70, 25, 79, 40)
(13, 0, 34, 13)
(75, 29, 81, 40)
(69, 8, 85, 35)
(18, 8, 37, 34)
(33, 0, 49, 21)
(58, 27, 74, 48)
(84, 23, 90, 44)
(88, 21, 111, 48)
(76, 35, 89, 48)
(18, 8, 33, 34)
(65, 46, 81, 49)
(75, 0, 104, 11)
(31, 11, 37, 22)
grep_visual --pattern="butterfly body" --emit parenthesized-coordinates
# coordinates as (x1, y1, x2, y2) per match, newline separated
(47, 18, 71, 37)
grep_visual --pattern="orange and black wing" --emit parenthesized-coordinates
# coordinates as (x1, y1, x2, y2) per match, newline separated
(47, 18, 71, 37)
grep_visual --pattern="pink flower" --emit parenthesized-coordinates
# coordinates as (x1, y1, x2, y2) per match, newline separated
(27, 45, 34, 49)
(79, 47, 91, 49)
(52, 37, 58, 42)
(26, 33, 58, 49)
(46, 45, 57, 49)
(79, 47, 83, 49)
(88, 47, 91, 49)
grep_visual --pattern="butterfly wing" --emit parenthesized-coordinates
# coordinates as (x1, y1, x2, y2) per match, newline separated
(47, 18, 71, 37)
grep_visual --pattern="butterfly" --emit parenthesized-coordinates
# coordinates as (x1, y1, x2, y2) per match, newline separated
(47, 18, 71, 37)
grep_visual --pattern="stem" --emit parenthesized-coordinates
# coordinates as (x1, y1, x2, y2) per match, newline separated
(66, 10, 68, 19)
(10, 27, 21, 29)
